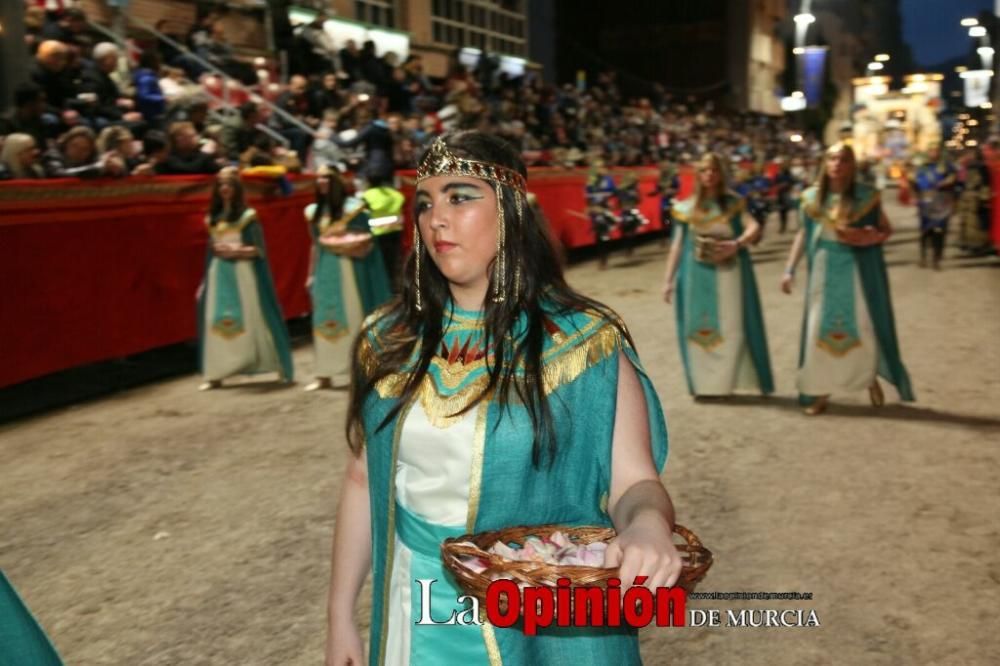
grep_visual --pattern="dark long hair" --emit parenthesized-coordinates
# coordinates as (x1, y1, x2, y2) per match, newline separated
(815, 143, 857, 208)
(345, 131, 630, 465)
(312, 169, 347, 226)
(209, 176, 247, 224)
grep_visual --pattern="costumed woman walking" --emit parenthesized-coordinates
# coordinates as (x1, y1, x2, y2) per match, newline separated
(325, 132, 682, 665)
(662, 153, 774, 398)
(781, 143, 914, 415)
(197, 167, 293, 390)
(304, 165, 392, 391)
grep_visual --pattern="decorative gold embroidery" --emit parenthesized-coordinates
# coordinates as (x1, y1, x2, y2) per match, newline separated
(207, 209, 257, 237)
(376, 397, 416, 666)
(360, 316, 623, 428)
(804, 191, 881, 227)
(465, 403, 489, 532)
(673, 194, 744, 227)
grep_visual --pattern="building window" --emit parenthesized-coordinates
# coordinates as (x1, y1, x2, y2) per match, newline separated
(355, 0, 397, 28)
(431, 0, 526, 56)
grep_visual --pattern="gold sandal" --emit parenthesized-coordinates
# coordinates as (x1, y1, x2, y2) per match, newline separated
(869, 380, 885, 407)
(803, 396, 829, 416)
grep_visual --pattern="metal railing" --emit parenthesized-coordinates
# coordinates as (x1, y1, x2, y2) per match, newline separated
(87, 14, 317, 139)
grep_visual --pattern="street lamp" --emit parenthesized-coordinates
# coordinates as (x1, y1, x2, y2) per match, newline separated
(794, 13, 816, 25)
(874, 53, 890, 62)
(970, 26, 987, 38)
(867, 61, 884, 71)
(961, 18, 979, 27)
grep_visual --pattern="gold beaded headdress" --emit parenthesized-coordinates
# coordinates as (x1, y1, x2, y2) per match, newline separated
(412, 135, 526, 311)
(416, 136, 527, 194)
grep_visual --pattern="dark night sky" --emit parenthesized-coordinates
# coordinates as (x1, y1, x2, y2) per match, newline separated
(901, 0, 995, 66)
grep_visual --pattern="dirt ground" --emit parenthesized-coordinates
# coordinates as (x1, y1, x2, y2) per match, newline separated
(2, 197, 999, 666)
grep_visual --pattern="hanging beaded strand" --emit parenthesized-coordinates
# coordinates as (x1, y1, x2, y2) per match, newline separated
(493, 182, 506, 303)
(413, 222, 423, 311)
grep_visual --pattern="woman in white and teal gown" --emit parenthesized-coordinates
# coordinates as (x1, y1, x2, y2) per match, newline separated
(325, 132, 684, 666)
(197, 167, 293, 390)
(782, 143, 914, 415)
(662, 152, 774, 398)
(304, 166, 392, 391)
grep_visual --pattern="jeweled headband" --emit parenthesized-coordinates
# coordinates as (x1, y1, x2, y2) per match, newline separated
(416, 136, 527, 194)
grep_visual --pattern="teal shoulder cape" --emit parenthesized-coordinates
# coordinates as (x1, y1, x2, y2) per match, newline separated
(0, 571, 63, 665)
(357, 302, 669, 665)
(798, 184, 914, 402)
(196, 208, 294, 381)
(670, 193, 774, 394)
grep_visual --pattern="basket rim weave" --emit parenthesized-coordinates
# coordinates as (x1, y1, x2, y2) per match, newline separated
(441, 523, 713, 600)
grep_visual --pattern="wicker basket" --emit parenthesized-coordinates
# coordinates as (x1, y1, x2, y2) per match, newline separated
(441, 524, 712, 614)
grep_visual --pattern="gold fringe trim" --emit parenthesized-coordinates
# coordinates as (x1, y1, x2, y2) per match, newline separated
(804, 192, 881, 228)
(672, 194, 745, 227)
(365, 320, 623, 429)
(207, 208, 257, 237)
(376, 397, 415, 666)
(465, 403, 489, 532)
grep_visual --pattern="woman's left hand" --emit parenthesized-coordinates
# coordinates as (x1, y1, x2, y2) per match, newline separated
(605, 512, 683, 589)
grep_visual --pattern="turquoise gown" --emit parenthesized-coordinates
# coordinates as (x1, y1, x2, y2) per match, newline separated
(357, 302, 669, 665)
(196, 208, 293, 382)
(670, 193, 774, 396)
(305, 199, 392, 379)
(797, 183, 914, 403)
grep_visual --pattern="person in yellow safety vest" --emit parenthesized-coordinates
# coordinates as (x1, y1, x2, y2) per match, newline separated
(362, 183, 406, 289)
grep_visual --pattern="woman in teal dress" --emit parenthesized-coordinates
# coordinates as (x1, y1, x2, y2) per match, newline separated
(782, 143, 914, 415)
(325, 132, 683, 665)
(197, 167, 293, 390)
(662, 153, 774, 398)
(304, 166, 392, 391)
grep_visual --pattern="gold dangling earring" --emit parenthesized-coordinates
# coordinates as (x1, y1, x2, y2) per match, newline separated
(493, 183, 506, 303)
(413, 222, 423, 311)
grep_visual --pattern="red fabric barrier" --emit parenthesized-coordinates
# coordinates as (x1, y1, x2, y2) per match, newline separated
(0, 176, 313, 388)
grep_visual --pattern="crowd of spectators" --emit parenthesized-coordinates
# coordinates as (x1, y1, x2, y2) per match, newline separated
(1, 1, 821, 185)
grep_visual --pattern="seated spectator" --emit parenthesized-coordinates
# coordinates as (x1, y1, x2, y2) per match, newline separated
(155, 121, 220, 175)
(133, 51, 167, 123)
(40, 8, 96, 54)
(97, 125, 140, 172)
(274, 75, 316, 161)
(30, 41, 77, 122)
(43, 126, 126, 178)
(221, 101, 266, 161)
(310, 73, 345, 117)
(339, 40, 363, 84)
(0, 83, 55, 150)
(132, 130, 168, 176)
(158, 67, 191, 104)
(24, 6, 47, 54)
(0, 134, 46, 180)
(80, 42, 143, 129)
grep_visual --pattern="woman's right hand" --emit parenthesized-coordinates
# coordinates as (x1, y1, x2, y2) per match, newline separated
(662, 280, 675, 304)
(306, 275, 314, 290)
(780, 273, 794, 294)
(325, 619, 364, 666)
